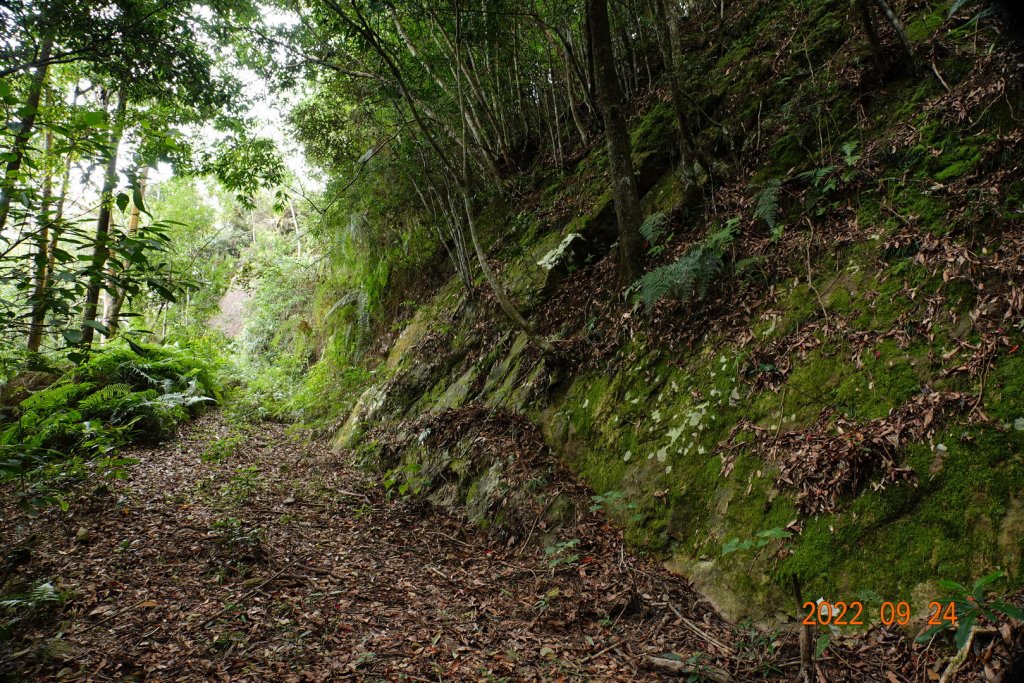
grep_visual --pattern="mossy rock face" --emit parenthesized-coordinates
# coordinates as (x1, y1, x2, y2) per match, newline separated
(326, 0, 1024, 628)
(566, 192, 618, 256)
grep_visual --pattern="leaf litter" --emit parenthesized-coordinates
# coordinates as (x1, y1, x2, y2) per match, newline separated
(2, 411, 1021, 681)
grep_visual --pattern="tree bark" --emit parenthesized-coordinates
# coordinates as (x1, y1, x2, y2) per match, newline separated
(80, 91, 128, 350)
(0, 36, 52, 234)
(587, 0, 643, 286)
(26, 128, 54, 353)
(104, 167, 148, 337)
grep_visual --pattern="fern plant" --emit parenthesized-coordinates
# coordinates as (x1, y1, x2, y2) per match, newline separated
(630, 220, 738, 310)
(639, 212, 669, 256)
(752, 178, 782, 240)
(0, 581, 67, 642)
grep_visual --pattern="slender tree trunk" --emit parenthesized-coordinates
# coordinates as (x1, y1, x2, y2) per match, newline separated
(856, 0, 885, 70)
(587, 0, 643, 286)
(288, 196, 302, 255)
(26, 128, 54, 353)
(452, 3, 552, 353)
(105, 167, 148, 337)
(81, 91, 128, 350)
(870, 0, 917, 73)
(40, 101, 78, 334)
(660, 0, 708, 184)
(0, 36, 52, 234)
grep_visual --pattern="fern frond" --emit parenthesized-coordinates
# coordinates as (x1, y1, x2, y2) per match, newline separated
(20, 383, 92, 412)
(78, 384, 133, 413)
(752, 179, 781, 231)
(630, 220, 738, 310)
(639, 212, 668, 244)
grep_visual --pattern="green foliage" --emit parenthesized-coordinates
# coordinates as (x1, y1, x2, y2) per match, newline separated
(916, 571, 1024, 649)
(639, 212, 670, 256)
(201, 434, 242, 463)
(210, 517, 266, 565)
(752, 179, 782, 239)
(219, 465, 262, 504)
(543, 538, 580, 569)
(721, 527, 793, 556)
(0, 580, 67, 642)
(0, 343, 216, 507)
(629, 221, 738, 310)
(589, 489, 626, 513)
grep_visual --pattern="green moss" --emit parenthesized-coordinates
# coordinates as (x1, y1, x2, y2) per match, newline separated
(783, 425, 1024, 609)
(985, 354, 1024, 425)
(630, 100, 677, 157)
(905, 7, 945, 43)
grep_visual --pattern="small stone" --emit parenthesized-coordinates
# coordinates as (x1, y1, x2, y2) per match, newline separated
(75, 527, 91, 543)
(1014, 417, 1024, 431)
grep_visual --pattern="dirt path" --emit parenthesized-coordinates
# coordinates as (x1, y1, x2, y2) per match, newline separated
(0, 413, 978, 682)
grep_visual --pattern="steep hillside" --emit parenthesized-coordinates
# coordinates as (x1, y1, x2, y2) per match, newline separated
(320, 0, 1024, 629)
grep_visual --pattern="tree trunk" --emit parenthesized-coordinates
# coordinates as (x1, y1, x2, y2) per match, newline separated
(870, 0, 917, 74)
(587, 0, 643, 286)
(661, 0, 708, 185)
(856, 0, 885, 70)
(104, 167, 148, 338)
(0, 36, 52, 234)
(26, 128, 54, 353)
(80, 91, 128, 350)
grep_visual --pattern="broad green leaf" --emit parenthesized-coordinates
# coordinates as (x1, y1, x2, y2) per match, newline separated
(992, 602, 1024, 621)
(116, 193, 130, 213)
(917, 622, 946, 643)
(127, 340, 149, 356)
(132, 185, 147, 215)
(62, 329, 83, 344)
(954, 611, 978, 651)
(814, 633, 831, 658)
(147, 280, 178, 302)
(83, 111, 106, 127)
(83, 320, 110, 336)
(937, 579, 968, 595)
(971, 571, 1005, 595)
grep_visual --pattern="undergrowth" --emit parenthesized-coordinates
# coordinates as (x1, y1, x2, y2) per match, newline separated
(0, 343, 216, 509)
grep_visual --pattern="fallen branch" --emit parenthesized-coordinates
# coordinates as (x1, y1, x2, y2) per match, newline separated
(645, 655, 731, 682)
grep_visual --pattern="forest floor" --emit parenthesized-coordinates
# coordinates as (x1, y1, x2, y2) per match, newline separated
(0, 412, 1008, 682)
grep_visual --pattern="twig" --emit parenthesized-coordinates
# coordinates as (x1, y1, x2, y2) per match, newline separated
(579, 640, 621, 664)
(198, 565, 291, 628)
(792, 575, 814, 683)
(427, 530, 473, 548)
(939, 625, 977, 683)
(645, 655, 731, 683)
(669, 603, 735, 655)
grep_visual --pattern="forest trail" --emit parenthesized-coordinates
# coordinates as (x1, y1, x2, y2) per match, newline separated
(0, 413, 962, 682)
(208, 283, 253, 339)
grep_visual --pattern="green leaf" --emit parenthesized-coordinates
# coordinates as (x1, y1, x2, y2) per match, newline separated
(116, 193, 130, 213)
(814, 633, 831, 658)
(62, 329, 83, 344)
(83, 320, 110, 336)
(83, 111, 106, 127)
(992, 601, 1024, 621)
(915, 622, 947, 644)
(954, 611, 978, 651)
(971, 570, 1005, 594)
(938, 579, 968, 596)
(127, 340, 150, 357)
(132, 185, 147, 215)
(147, 280, 178, 302)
